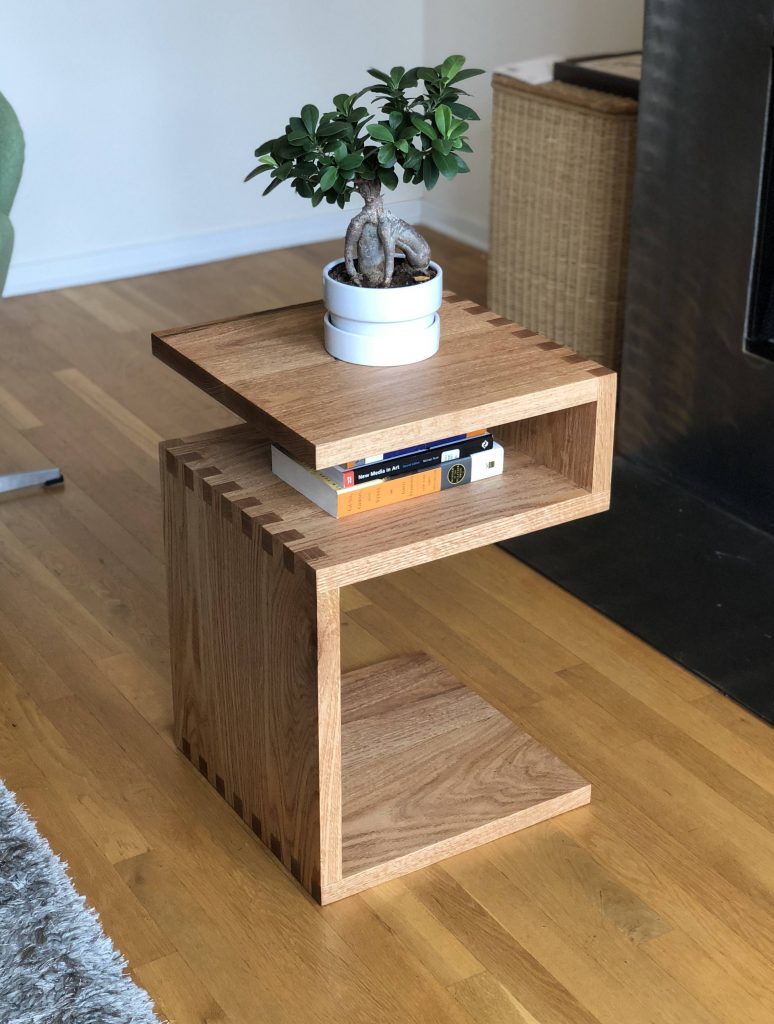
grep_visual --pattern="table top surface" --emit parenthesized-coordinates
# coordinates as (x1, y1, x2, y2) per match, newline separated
(153, 292, 613, 469)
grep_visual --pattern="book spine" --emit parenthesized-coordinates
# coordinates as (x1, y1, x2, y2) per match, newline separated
(335, 444, 504, 518)
(336, 465, 442, 517)
(344, 428, 486, 469)
(329, 433, 495, 488)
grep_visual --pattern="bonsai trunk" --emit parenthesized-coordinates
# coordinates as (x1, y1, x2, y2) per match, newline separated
(344, 179, 431, 287)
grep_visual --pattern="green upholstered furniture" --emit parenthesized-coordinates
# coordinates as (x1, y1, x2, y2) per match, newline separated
(0, 89, 63, 495)
(0, 89, 24, 295)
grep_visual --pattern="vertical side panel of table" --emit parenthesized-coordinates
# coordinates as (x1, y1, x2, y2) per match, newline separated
(495, 370, 616, 499)
(160, 439, 341, 902)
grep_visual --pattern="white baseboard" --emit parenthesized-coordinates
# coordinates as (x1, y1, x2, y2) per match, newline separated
(3, 199, 423, 297)
(2, 197, 488, 297)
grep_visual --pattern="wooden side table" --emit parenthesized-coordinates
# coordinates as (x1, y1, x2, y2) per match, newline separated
(152, 293, 616, 904)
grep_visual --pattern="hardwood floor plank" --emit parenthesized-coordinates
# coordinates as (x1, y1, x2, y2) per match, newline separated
(438, 852, 720, 1024)
(340, 611, 393, 673)
(0, 380, 42, 430)
(623, 739, 774, 900)
(448, 971, 543, 1024)
(22, 787, 173, 968)
(0, 497, 169, 660)
(407, 866, 603, 1024)
(117, 850, 308, 1024)
(560, 784, 774, 982)
(453, 546, 713, 701)
(0, 520, 121, 665)
(558, 661, 774, 804)
(645, 928, 774, 1024)
(53, 368, 163, 459)
(1, 453, 164, 601)
(399, 559, 582, 677)
(99, 651, 174, 743)
(320, 891, 481, 1024)
(354, 577, 544, 709)
(0, 607, 73, 704)
(362, 879, 485, 987)
(513, 824, 673, 945)
(9, 773, 171, 969)
(134, 952, 232, 1024)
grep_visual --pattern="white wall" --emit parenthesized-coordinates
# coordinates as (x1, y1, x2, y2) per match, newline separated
(1, 0, 424, 294)
(422, 0, 645, 248)
(1, 0, 643, 295)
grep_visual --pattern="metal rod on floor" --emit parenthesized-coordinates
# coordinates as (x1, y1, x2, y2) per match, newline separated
(0, 469, 64, 494)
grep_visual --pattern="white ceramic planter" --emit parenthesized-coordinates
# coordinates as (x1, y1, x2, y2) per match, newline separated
(322, 259, 443, 366)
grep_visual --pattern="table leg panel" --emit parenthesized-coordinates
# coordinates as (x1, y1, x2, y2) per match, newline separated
(161, 443, 326, 899)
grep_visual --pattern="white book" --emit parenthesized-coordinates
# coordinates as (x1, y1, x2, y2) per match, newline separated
(271, 443, 504, 518)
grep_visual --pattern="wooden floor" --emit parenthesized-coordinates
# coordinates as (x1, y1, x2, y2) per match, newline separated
(1, 230, 773, 1024)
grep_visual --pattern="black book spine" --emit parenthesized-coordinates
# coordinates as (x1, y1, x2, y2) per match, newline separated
(351, 433, 494, 485)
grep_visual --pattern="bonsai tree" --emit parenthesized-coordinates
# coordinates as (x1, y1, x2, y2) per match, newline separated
(245, 56, 483, 288)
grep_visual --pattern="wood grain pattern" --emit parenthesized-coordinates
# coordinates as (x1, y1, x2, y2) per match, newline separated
(161, 437, 331, 898)
(153, 295, 614, 470)
(156, 291, 614, 903)
(338, 654, 589, 887)
(317, 586, 343, 890)
(160, 431, 594, 903)
(3, 232, 770, 1022)
(158, 423, 608, 592)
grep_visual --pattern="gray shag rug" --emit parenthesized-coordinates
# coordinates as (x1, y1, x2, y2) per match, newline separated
(0, 780, 159, 1024)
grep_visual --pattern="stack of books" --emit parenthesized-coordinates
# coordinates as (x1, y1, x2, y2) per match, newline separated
(271, 429, 504, 518)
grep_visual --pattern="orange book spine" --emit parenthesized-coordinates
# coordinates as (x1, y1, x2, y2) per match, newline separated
(336, 466, 442, 517)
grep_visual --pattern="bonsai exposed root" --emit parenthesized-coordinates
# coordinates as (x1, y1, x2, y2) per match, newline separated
(345, 180, 431, 287)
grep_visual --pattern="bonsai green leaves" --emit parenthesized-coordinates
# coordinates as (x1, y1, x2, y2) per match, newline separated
(246, 96, 370, 204)
(245, 55, 483, 287)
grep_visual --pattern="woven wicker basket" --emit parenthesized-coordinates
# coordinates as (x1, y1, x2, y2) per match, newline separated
(488, 73, 638, 369)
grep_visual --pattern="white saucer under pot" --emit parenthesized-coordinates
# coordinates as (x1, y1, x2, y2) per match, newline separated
(322, 259, 443, 367)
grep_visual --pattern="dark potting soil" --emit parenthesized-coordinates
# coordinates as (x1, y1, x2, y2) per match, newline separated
(328, 260, 438, 289)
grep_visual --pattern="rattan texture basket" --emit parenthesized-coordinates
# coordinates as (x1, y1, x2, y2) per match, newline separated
(488, 74, 638, 369)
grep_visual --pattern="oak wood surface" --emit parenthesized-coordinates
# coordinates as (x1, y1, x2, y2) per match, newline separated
(339, 653, 589, 884)
(1, 231, 772, 1022)
(153, 293, 612, 469)
(157, 292, 613, 902)
(161, 435, 339, 898)
(161, 422, 607, 592)
(161, 398, 600, 901)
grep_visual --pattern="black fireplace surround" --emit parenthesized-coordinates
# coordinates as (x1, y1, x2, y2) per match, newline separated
(503, 0, 774, 723)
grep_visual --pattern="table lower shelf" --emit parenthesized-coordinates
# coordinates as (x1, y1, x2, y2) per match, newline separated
(328, 653, 590, 902)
